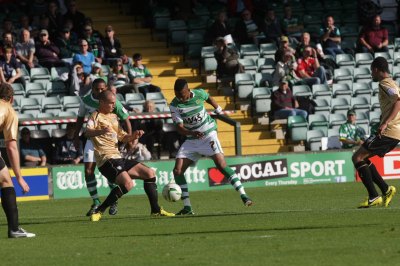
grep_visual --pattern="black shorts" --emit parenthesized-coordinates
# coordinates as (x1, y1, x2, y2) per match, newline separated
(98, 158, 140, 183)
(0, 156, 5, 171)
(362, 135, 400, 157)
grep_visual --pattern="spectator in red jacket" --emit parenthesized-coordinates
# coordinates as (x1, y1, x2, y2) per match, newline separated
(358, 15, 388, 54)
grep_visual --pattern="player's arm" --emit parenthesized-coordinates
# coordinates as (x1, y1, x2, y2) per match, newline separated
(205, 95, 223, 114)
(5, 139, 31, 192)
(121, 130, 144, 143)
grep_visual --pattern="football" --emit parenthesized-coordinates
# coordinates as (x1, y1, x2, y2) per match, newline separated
(162, 183, 182, 202)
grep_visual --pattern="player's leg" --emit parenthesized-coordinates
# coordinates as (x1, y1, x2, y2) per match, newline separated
(352, 145, 381, 208)
(211, 153, 253, 206)
(173, 157, 195, 215)
(127, 161, 174, 216)
(83, 140, 101, 215)
(0, 159, 35, 238)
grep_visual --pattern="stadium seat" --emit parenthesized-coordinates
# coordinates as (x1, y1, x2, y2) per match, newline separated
(334, 68, 353, 83)
(238, 58, 257, 74)
(331, 98, 350, 114)
(62, 96, 81, 111)
(42, 96, 63, 113)
(353, 68, 371, 83)
(125, 93, 145, 105)
(352, 82, 372, 96)
(18, 113, 34, 120)
(312, 84, 332, 99)
(292, 85, 312, 97)
(306, 129, 325, 151)
(51, 66, 70, 82)
(259, 43, 277, 57)
(308, 113, 329, 132)
(329, 113, 347, 128)
(20, 98, 41, 113)
(36, 112, 54, 119)
(257, 58, 275, 72)
(369, 110, 381, 124)
(146, 92, 167, 105)
(351, 96, 370, 113)
(240, 44, 260, 59)
(332, 83, 352, 97)
(129, 103, 144, 113)
(254, 73, 273, 87)
(11, 83, 25, 96)
(58, 111, 77, 117)
(235, 73, 255, 100)
(30, 67, 51, 81)
(251, 87, 271, 114)
(393, 51, 400, 65)
(52, 128, 67, 138)
(354, 110, 369, 124)
(287, 115, 308, 142)
(370, 95, 380, 111)
(46, 81, 68, 96)
(313, 98, 331, 113)
(355, 53, 374, 67)
(375, 52, 393, 64)
(168, 20, 187, 47)
(25, 82, 46, 97)
(335, 54, 355, 67)
(184, 33, 203, 61)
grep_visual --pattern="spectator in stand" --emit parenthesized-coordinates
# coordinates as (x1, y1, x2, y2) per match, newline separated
(70, 61, 90, 96)
(296, 45, 328, 85)
(54, 123, 83, 164)
(273, 51, 301, 86)
(234, 9, 260, 45)
(259, 9, 282, 45)
(46, 0, 63, 38)
(54, 26, 79, 59)
(17, 15, 36, 41)
(35, 29, 65, 69)
(214, 37, 244, 81)
(19, 127, 47, 167)
(205, 11, 232, 45)
(339, 109, 367, 149)
(0, 46, 24, 86)
(102, 25, 129, 65)
(82, 24, 104, 63)
(0, 32, 17, 57)
(16, 29, 37, 69)
(320, 15, 344, 57)
(72, 39, 95, 74)
(227, 0, 254, 17)
(110, 59, 134, 96)
(135, 100, 164, 159)
(271, 78, 307, 120)
(0, 17, 17, 41)
(88, 62, 108, 84)
(281, 4, 303, 39)
(358, 15, 388, 53)
(128, 53, 161, 96)
(295, 32, 312, 58)
(63, 0, 86, 33)
(83, 17, 104, 40)
(274, 36, 295, 63)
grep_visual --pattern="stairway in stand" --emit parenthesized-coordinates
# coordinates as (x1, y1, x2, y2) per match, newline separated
(78, 0, 291, 156)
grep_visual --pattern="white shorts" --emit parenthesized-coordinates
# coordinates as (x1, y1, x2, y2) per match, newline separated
(176, 131, 223, 162)
(83, 139, 95, 163)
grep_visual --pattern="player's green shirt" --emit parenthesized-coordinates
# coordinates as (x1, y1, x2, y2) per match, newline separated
(169, 89, 217, 139)
(77, 93, 129, 120)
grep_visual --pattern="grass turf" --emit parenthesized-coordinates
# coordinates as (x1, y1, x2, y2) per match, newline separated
(1, 180, 400, 265)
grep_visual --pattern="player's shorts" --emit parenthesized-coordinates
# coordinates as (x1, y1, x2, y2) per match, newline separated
(362, 135, 400, 157)
(0, 156, 5, 171)
(98, 158, 140, 183)
(176, 131, 223, 162)
(83, 139, 95, 163)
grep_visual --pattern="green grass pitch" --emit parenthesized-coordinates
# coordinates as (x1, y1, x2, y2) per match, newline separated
(1, 181, 400, 265)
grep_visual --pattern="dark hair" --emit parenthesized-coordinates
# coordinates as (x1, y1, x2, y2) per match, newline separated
(92, 78, 106, 88)
(371, 57, 389, 73)
(133, 53, 142, 60)
(21, 127, 30, 135)
(0, 83, 14, 101)
(174, 78, 188, 91)
(99, 90, 115, 101)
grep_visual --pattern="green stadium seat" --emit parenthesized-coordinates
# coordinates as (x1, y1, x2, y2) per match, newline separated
(30, 67, 51, 81)
(355, 53, 374, 67)
(306, 129, 325, 151)
(287, 115, 308, 142)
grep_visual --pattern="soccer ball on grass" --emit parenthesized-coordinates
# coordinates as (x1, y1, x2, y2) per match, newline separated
(162, 183, 182, 202)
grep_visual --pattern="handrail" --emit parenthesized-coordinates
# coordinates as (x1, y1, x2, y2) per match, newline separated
(18, 110, 242, 156)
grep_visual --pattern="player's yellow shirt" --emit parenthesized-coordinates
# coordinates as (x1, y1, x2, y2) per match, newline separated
(379, 77, 400, 140)
(0, 99, 18, 141)
(86, 111, 127, 167)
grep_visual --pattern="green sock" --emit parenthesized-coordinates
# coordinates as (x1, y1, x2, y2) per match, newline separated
(86, 174, 101, 205)
(175, 174, 191, 208)
(221, 167, 246, 195)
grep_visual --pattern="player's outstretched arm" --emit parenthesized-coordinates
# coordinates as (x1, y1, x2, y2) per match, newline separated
(6, 139, 30, 193)
(73, 116, 85, 150)
(206, 96, 222, 114)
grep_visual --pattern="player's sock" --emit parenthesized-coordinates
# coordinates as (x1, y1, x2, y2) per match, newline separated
(108, 182, 118, 190)
(1, 187, 19, 231)
(175, 174, 192, 208)
(144, 178, 161, 213)
(221, 167, 246, 195)
(368, 161, 389, 194)
(97, 185, 127, 213)
(355, 161, 379, 199)
(86, 174, 100, 205)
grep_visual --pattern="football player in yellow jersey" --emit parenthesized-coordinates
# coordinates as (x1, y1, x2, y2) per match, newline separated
(86, 90, 174, 221)
(0, 83, 35, 238)
(353, 57, 398, 208)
